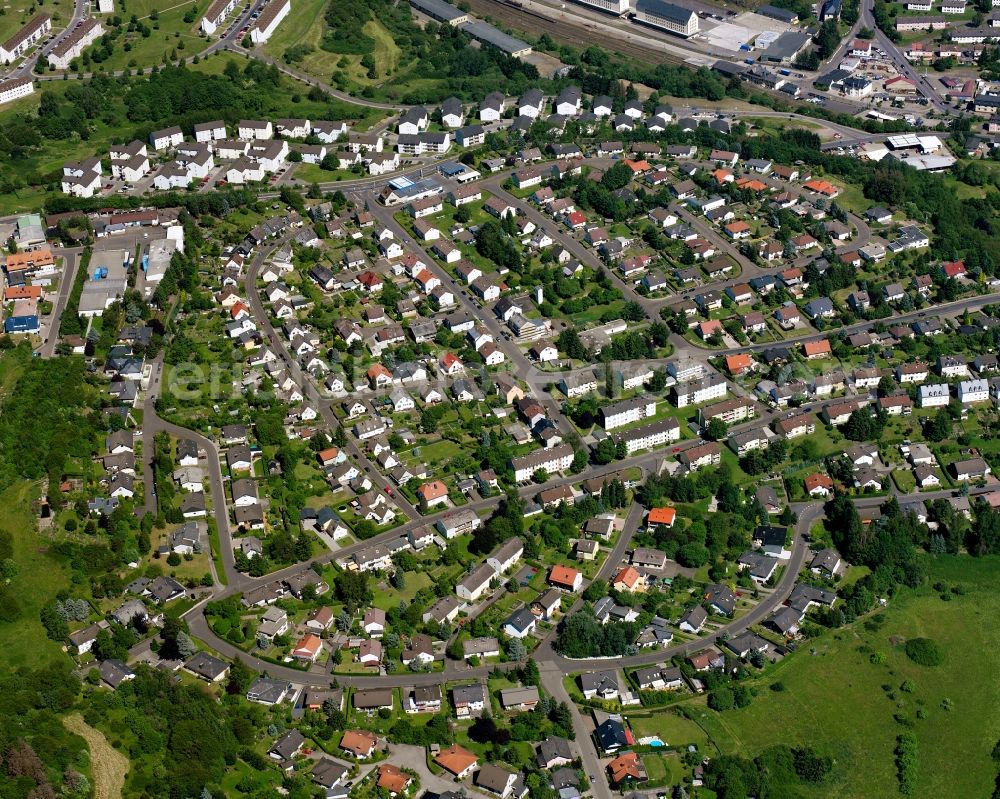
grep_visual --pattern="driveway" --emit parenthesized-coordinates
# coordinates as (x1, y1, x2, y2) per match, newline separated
(388, 742, 466, 797)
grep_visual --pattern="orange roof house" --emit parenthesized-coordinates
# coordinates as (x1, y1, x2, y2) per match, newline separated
(435, 744, 478, 778)
(358, 270, 383, 291)
(4, 248, 54, 271)
(414, 268, 437, 287)
(725, 353, 753, 375)
(4, 285, 42, 301)
(698, 319, 724, 339)
(317, 447, 340, 466)
(612, 566, 645, 593)
(624, 158, 651, 173)
(440, 352, 463, 374)
(802, 339, 832, 359)
(230, 301, 249, 318)
(647, 507, 676, 528)
(548, 564, 582, 591)
(416, 480, 449, 507)
(712, 168, 734, 184)
(607, 752, 647, 785)
(367, 363, 392, 385)
(724, 220, 751, 239)
(340, 729, 378, 758)
(291, 633, 323, 661)
(377, 764, 412, 795)
(941, 260, 966, 278)
(735, 177, 768, 192)
(804, 473, 834, 495)
(781, 267, 804, 284)
(803, 179, 839, 197)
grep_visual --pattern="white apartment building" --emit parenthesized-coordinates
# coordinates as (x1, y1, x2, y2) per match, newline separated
(699, 397, 755, 426)
(61, 157, 103, 198)
(48, 18, 104, 70)
(600, 397, 657, 431)
(486, 537, 523, 575)
(238, 119, 274, 140)
(250, 0, 291, 44)
(918, 383, 950, 408)
(510, 444, 574, 483)
(573, 0, 630, 13)
(201, 0, 240, 34)
(672, 374, 728, 408)
(667, 360, 705, 383)
(0, 76, 34, 105)
(0, 14, 51, 64)
(958, 378, 989, 404)
(194, 121, 228, 142)
(150, 126, 184, 151)
(613, 417, 681, 456)
(456, 562, 498, 602)
(633, 0, 698, 36)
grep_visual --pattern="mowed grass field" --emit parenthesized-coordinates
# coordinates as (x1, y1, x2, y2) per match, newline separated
(682, 555, 1000, 798)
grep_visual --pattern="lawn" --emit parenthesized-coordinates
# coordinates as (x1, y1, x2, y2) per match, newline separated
(0, 0, 74, 54)
(640, 752, 682, 786)
(0, 480, 72, 669)
(829, 180, 870, 216)
(628, 708, 712, 751)
(682, 555, 1000, 799)
(891, 468, 916, 494)
(77, 0, 202, 73)
(747, 116, 823, 134)
(370, 570, 433, 611)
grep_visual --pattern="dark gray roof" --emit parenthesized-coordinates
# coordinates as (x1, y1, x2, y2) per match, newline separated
(460, 19, 530, 53)
(504, 606, 536, 633)
(537, 736, 573, 766)
(635, 0, 696, 22)
(594, 717, 628, 751)
(185, 651, 229, 680)
(409, 0, 467, 21)
(270, 729, 306, 759)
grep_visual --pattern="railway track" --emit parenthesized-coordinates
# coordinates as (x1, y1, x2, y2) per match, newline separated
(466, 0, 687, 66)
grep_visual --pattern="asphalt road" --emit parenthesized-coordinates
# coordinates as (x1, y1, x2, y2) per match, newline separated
(180, 494, 816, 689)
(39, 247, 82, 358)
(142, 360, 237, 580)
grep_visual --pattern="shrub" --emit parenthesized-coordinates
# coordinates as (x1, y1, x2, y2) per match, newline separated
(904, 638, 943, 666)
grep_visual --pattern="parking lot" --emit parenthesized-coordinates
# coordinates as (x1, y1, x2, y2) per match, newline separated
(698, 11, 795, 54)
